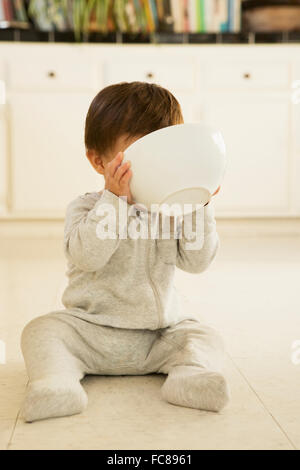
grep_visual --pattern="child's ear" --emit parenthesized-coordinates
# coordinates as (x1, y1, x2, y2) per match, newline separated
(86, 149, 105, 175)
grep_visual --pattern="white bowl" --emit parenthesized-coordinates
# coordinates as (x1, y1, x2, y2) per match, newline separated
(124, 122, 227, 213)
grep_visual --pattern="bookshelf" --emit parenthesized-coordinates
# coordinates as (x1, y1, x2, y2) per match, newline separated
(1, 1, 300, 44)
(1, 28, 300, 44)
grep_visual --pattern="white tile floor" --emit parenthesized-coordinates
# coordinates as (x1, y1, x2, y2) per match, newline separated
(0, 223, 300, 450)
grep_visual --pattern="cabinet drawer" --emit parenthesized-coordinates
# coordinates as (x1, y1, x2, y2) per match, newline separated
(9, 59, 94, 91)
(104, 58, 196, 93)
(205, 61, 290, 89)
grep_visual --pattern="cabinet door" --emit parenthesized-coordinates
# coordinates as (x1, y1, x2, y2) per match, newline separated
(10, 92, 101, 215)
(291, 63, 300, 214)
(203, 92, 290, 215)
(0, 71, 7, 215)
(174, 92, 204, 123)
(103, 55, 196, 95)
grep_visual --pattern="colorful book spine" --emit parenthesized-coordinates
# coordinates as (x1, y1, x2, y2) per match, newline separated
(3, 0, 13, 21)
(156, 0, 164, 24)
(183, 0, 189, 33)
(138, 0, 147, 32)
(200, 0, 205, 32)
(177, 0, 185, 33)
(13, 0, 28, 22)
(187, 0, 195, 33)
(228, 0, 234, 32)
(132, 0, 141, 32)
(107, 0, 116, 32)
(206, 0, 214, 32)
(211, 0, 217, 32)
(220, 0, 228, 32)
(114, 0, 128, 32)
(49, 0, 68, 31)
(149, 0, 158, 29)
(28, 0, 54, 31)
(170, 0, 182, 33)
(143, 0, 155, 32)
(158, 0, 173, 32)
(234, 0, 241, 32)
(195, 0, 201, 33)
(125, 0, 139, 33)
(63, 0, 74, 30)
(0, 1, 4, 21)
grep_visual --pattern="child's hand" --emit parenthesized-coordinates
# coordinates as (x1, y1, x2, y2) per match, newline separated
(204, 186, 221, 206)
(213, 186, 221, 197)
(104, 152, 134, 205)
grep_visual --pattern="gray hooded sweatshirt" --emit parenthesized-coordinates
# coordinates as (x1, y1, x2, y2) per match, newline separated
(62, 189, 219, 331)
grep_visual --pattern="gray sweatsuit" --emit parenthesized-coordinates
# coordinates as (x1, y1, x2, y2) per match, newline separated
(21, 190, 227, 421)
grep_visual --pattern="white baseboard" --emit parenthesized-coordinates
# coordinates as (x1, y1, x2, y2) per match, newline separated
(0, 220, 64, 238)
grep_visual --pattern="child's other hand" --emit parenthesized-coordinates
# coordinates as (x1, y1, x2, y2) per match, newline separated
(213, 186, 221, 197)
(204, 186, 221, 206)
(104, 152, 134, 205)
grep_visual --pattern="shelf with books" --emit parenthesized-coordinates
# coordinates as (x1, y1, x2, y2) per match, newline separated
(1, 1, 243, 39)
(0, 0, 299, 45)
(0, 1, 300, 45)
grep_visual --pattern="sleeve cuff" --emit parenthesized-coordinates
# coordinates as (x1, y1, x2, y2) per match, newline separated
(88, 190, 130, 236)
(203, 201, 217, 235)
(99, 189, 129, 211)
(179, 202, 217, 243)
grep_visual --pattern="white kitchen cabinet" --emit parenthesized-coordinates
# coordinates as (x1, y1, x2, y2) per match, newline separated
(9, 58, 96, 92)
(103, 54, 199, 122)
(204, 92, 290, 215)
(0, 99, 7, 215)
(103, 55, 197, 95)
(0, 62, 7, 215)
(0, 43, 299, 218)
(204, 60, 290, 90)
(10, 92, 100, 215)
(291, 62, 300, 214)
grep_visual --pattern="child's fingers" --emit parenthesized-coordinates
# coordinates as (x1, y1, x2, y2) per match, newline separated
(108, 152, 124, 177)
(213, 186, 221, 197)
(121, 168, 132, 185)
(115, 161, 131, 183)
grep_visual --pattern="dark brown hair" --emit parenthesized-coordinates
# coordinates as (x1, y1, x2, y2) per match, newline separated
(85, 81, 184, 156)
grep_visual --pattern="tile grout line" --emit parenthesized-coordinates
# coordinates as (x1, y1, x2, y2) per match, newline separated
(6, 409, 21, 451)
(227, 354, 298, 451)
(6, 379, 28, 451)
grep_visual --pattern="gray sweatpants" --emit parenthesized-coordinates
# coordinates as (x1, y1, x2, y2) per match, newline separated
(21, 311, 225, 382)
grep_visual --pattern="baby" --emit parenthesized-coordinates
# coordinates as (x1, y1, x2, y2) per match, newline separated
(21, 81, 229, 422)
